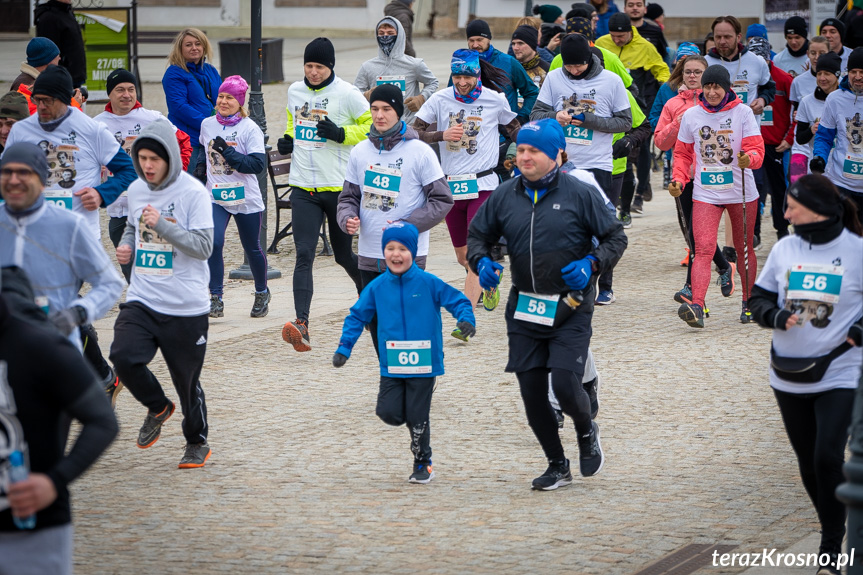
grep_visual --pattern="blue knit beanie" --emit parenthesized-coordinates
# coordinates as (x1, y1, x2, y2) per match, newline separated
(381, 222, 419, 259)
(517, 119, 566, 161)
(746, 23, 768, 40)
(26, 37, 60, 68)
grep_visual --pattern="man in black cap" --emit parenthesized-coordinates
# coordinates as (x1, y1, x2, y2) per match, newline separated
(511, 25, 550, 89)
(774, 16, 810, 77)
(0, 92, 29, 155)
(821, 17, 850, 75)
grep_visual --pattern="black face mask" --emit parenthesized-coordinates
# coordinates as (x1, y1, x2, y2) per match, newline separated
(793, 214, 844, 244)
(378, 34, 397, 56)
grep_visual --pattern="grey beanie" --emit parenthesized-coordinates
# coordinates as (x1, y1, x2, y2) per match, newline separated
(0, 142, 50, 184)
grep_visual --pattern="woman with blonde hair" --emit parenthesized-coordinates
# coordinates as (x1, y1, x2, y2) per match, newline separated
(162, 27, 221, 174)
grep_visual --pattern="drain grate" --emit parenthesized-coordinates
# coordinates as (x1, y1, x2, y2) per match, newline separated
(633, 543, 740, 575)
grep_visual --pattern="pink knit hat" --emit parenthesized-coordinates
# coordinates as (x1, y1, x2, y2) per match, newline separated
(218, 75, 249, 107)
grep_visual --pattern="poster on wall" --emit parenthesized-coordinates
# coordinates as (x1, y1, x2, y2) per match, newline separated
(765, 0, 811, 33)
(811, 0, 839, 31)
(75, 9, 131, 101)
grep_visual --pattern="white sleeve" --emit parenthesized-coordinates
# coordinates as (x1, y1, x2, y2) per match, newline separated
(414, 93, 438, 124)
(537, 74, 555, 107)
(420, 145, 445, 185)
(741, 105, 762, 138)
(820, 98, 838, 130)
(677, 111, 695, 144)
(246, 123, 266, 154)
(497, 93, 518, 124)
(95, 123, 122, 166)
(610, 75, 630, 113)
(344, 149, 362, 185)
(184, 182, 216, 231)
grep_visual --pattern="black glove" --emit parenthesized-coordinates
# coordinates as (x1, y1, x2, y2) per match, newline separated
(212, 136, 229, 155)
(316, 117, 345, 143)
(456, 321, 476, 339)
(809, 156, 826, 173)
(277, 134, 294, 155)
(49, 305, 86, 336)
(612, 137, 633, 159)
(193, 162, 207, 183)
(332, 352, 348, 368)
(849, 320, 863, 347)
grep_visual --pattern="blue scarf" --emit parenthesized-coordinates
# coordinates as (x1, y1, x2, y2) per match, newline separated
(477, 45, 495, 62)
(454, 78, 483, 104)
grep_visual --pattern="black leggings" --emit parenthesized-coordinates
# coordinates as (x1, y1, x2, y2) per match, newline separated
(619, 158, 637, 213)
(516, 367, 592, 462)
(773, 387, 854, 554)
(80, 324, 111, 380)
(677, 182, 730, 285)
(290, 188, 362, 322)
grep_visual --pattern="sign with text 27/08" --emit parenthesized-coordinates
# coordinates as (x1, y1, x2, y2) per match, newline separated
(76, 9, 130, 101)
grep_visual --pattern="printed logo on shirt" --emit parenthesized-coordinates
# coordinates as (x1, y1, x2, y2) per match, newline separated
(39, 141, 79, 190)
(446, 108, 482, 155)
(61, 130, 77, 146)
(697, 126, 735, 166)
(295, 100, 329, 120)
(137, 203, 177, 245)
(834, 257, 842, 266)
(737, 69, 749, 81)
(207, 139, 238, 176)
(844, 113, 863, 155)
(562, 94, 596, 116)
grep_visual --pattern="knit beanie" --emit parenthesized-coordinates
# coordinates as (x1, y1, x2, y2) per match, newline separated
(0, 143, 49, 184)
(567, 4, 594, 20)
(560, 33, 592, 66)
(466, 19, 492, 40)
(566, 17, 594, 42)
(369, 83, 404, 119)
(817, 51, 843, 76)
(0, 92, 29, 121)
(532, 4, 563, 24)
(218, 75, 249, 107)
(821, 18, 846, 39)
(31, 65, 73, 103)
(381, 222, 419, 259)
(784, 16, 808, 37)
(517, 118, 566, 161)
(304, 37, 336, 70)
(701, 65, 732, 91)
(849, 47, 863, 71)
(608, 13, 631, 33)
(645, 3, 664, 20)
(106, 68, 138, 95)
(134, 138, 170, 163)
(746, 23, 769, 40)
(512, 25, 539, 51)
(26, 37, 60, 67)
(674, 42, 701, 62)
(787, 175, 843, 218)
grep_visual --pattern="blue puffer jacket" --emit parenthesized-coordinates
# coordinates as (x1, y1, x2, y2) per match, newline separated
(649, 82, 676, 129)
(162, 60, 221, 146)
(336, 264, 475, 378)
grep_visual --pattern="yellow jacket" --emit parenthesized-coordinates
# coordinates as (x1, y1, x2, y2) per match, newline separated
(595, 27, 670, 85)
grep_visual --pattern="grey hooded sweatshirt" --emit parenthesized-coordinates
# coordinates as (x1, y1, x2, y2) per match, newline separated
(354, 16, 439, 124)
(121, 118, 213, 260)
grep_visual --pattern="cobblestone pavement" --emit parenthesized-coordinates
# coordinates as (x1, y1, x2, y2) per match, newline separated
(1, 36, 827, 575)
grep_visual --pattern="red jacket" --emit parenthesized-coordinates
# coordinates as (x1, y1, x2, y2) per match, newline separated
(761, 63, 794, 147)
(103, 101, 193, 170)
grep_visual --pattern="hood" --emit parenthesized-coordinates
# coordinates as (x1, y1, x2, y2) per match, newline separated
(131, 118, 183, 191)
(367, 122, 418, 152)
(708, 43, 747, 62)
(19, 62, 40, 80)
(697, 90, 741, 113)
(564, 54, 604, 82)
(839, 75, 863, 97)
(375, 16, 406, 61)
(104, 100, 143, 114)
(34, 0, 70, 19)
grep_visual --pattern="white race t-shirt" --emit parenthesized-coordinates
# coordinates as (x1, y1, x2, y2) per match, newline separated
(199, 116, 266, 215)
(837, 46, 851, 76)
(705, 51, 771, 119)
(791, 93, 826, 160)
(677, 100, 760, 204)
(820, 87, 863, 192)
(345, 136, 444, 259)
(536, 68, 629, 172)
(773, 49, 809, 79)
(4, 109, 121, 239)
(789, 71, 816, 105)
(94, 106, 169, 218)
(755, 229, 863, 393)
(125, 172, 214, 316)
(415, 87, 516, 191)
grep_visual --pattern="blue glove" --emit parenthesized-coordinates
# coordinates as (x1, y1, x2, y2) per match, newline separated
(477, 257, 504, 291)
(561, 256, 596, 290)
(571, 113, 585, 122)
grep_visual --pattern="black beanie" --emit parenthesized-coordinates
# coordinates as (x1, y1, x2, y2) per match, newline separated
(31, 65, 73, 103)
(821, 18, 846, 40)
(369, 83, 404, 119)
(849, 47, 863, 71)
(816, 52, 842, 76)
(567, 4, 593, 20)
(645, 3, 663, 20)
(304, 37, 336, 70)
(106, 68, 138, 95)
(134, 138, 170, 163)
(787, 174, 843, 218)
(560, 34, 592, 66)
(784, 16, 808, 38)
(466, 19, 492, 40)
(512, 25, 538, 51)
(608, 12, 631, 33)
(701, 64, 732, 92)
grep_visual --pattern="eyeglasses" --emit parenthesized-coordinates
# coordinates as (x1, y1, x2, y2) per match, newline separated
(0, 168, 37, 179)
(683, 70, 704, 76)
(32, 96, 56, 107)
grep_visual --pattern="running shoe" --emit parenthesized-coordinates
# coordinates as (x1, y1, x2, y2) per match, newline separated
(674, 284, 693, 304)
(631, 195, 644, 214)
(680, 248, 690, 267)
(451, 326, 470, 342)
(678, 302, 705, 328)
(721, 246, 737, 264)
(102, 366, 123, 409)
(641, 185, 653, 202)
(584, 375, 600, 420)
(178, 442, 211, 469)
(482, 286, 500, 311)
(740, 301, 753, 324)
(209, 295, 223, 318)
(282, 319, 311, 352)
(595, 290, 615, 305)
(753, 234, 762, 251)
(554, 409, 565, 429)
(618, 212, 632, 229)
(250, 288, 271, 318)
(816, 550, 841, 575)
(137, 402, 175, 449)
(409, 461, 435, 484)
(531, 459, 572, 490)
(578, 421, 604, 477)
(716, 262, 736, 297)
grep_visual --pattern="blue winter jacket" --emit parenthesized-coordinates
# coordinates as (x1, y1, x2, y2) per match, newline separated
(649, 82, 676, 129)
(812, 76, 858, 162)
(162, 60, 221, 146)
(336, 264, 476, 378)
(593, 1, 620, 38)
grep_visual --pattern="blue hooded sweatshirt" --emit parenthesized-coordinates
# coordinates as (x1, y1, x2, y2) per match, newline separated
(162, 59, 221, 146)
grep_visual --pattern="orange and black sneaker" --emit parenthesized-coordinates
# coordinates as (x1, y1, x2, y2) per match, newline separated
(409, 461, 434, 484)
(137, 402, 175, 449)
(178, 442, 211, 469)
(282, 319, 311, 352)
(680, 248, 690, 267)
